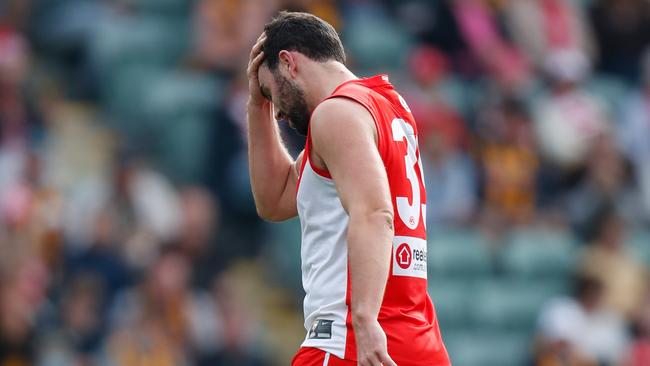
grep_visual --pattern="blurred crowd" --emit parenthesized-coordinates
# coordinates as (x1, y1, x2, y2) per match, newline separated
(0, 0, 649, 365)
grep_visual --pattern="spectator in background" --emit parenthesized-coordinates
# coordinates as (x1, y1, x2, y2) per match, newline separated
(401, 46, 477, 230)
(580, 211, 647, 320)
(0, 151, 63, 274)
(566, 136, 633, 240)
(175, 187, 223, 288)
(106, 250, 269, 366)
(196, 270, 270, 366)
(0, 25, 61, 366)
(505, 0, 596, 71)
(419, 109, 477, 230)
(590, 0, 650, 82)
(280, 0, 341, 28)
(106, 249, 204, 366)
(477, 97, 538, 229)
(37, 274, 105, 366)
(63, 156, 181, 269)
(618, 50, 650, 224)
(110, 159, 182, 269)
(0, 26, 34, 144)
(191, 0, 278, 74)
(533, 50, 609, 191)
(392, 0, 466, 59)
(402, 46, 463, 135)
(535, 275, 629, 366)
(420, 126, 477, 231)
(0, 27, 40, 198)
(452, 0, 531, 89)
(105, 313, 187, 366)
(0, 258, 50, 366)
(64, 208, 131, 313)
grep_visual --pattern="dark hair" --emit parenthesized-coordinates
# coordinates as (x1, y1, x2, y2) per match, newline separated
(262, 11, 345, 70)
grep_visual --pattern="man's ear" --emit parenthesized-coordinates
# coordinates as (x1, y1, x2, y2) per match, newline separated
(278, 50, 298, 78)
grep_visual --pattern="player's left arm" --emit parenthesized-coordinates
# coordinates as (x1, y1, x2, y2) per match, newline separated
(310, 98, 397, 366)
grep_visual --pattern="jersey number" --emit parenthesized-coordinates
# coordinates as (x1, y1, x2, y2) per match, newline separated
(391, 118, 426, 230)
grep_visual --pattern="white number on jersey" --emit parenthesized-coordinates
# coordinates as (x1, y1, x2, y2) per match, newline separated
(391, 118, 426, 230)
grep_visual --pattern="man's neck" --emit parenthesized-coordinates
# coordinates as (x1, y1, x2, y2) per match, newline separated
(305, 62, 357, 110)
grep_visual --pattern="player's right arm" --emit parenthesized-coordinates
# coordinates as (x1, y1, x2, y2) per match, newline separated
(246, 33, 299, 222)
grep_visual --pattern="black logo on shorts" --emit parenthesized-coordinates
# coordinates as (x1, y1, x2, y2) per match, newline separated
(308, 319, 333, 339)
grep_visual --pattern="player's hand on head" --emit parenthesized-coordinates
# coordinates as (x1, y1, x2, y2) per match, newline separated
(354, 319, 397, 366)
(247, 32, 267, 108)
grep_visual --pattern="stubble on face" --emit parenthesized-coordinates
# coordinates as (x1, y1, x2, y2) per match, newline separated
(275, 73, 310, 136)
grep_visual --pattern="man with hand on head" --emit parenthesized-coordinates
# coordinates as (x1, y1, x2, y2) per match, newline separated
(246, 11, 450, 366)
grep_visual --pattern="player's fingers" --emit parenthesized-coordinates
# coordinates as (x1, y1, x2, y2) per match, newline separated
(252, 51, 265, 69)
(248, 34, 267, 60)
(362, 353, 383, 366)
(248, 42, 263, 63)
(256, 31, 266, 43)
(247, 51, 264, 78)
(247, 40, 265, 72)
(252, 32, 266, 49)
(378, 352, 397, 366)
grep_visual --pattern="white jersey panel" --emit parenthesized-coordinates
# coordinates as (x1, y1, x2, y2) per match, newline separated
(296, 159, 349, 359)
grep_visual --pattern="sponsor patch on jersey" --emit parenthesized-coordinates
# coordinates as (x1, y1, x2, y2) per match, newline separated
(392, 236, 427, 279)
(308, 319, 333, 339)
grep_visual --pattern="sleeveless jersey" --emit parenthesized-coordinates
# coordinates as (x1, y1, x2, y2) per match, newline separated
(296, 75, 450, 365)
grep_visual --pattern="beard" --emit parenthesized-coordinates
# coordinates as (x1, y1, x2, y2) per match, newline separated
(276, 74, 310, 136)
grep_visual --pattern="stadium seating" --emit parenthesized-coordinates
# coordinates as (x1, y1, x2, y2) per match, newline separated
(500, 227, 579, 278)
(265, 218, 304, 294)
(428, 279, 474, 329)
(428, 229, 493, 278)
(91, 16, 188, 79)
(342, 11, 410, 69)
(627, 228, 650, 266)
(587, 75, 630, 114)
(443, 330, 532, 366)
(129, 0, 190, 14)
(428, 227, 575, 365)
(471, 278, 569, 331)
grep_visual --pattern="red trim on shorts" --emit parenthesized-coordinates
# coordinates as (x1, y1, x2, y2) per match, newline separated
(292, 347, 356, 366)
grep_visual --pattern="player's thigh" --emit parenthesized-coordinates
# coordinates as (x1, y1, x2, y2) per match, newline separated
(291, 347, 356, 366)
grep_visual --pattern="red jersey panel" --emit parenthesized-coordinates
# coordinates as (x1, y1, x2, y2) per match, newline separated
(296, 75, 450, 366)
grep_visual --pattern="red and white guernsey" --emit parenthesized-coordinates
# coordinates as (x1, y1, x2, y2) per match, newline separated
(296, 75, 450, 365)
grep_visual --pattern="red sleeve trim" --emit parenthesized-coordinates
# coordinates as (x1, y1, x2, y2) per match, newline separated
(308, 158, 332, 179)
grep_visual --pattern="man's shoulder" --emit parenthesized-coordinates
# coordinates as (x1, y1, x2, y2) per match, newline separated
(308, 96, 380, 167)
(310, 97, 375, 139)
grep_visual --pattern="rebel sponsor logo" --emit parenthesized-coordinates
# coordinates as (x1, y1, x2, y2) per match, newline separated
(392, 236, 427, 279)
